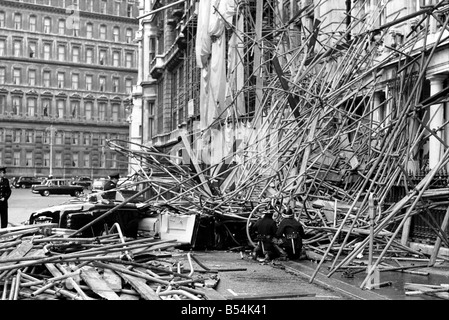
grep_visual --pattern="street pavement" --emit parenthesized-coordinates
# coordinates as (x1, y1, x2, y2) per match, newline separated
(7, 187, 83, 225)
(4, 188, 449, 303)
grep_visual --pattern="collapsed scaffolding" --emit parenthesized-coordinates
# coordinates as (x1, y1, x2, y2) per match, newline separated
(117, 0, 449, 287)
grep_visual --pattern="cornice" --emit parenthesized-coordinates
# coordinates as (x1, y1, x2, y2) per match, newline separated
(0, 0, 138, 25)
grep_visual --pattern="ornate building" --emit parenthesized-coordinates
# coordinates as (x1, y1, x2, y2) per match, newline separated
(0, 0, 139, 179)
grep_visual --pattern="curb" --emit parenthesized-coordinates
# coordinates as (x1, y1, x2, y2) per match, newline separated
(281, 261, 390, 300)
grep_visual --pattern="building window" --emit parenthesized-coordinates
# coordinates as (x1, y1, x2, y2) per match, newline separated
(25, 130, 34, 143)
(57, 72, 65, 88)
(43, 43, 51, 60)
(86, 48, 93, 63)
(13, 129, 21, 143)
(112, 104, 119, 121)
(99, 76, 106, 92)
(127, 5, 133, 18)
(42, 101, 50, 117)
(43, 17, 51, 33)
(0, 68, 5, 84)
(87, 0, 93, 12)
(115, 2, 121, 16)
(26, 152, 33, 167)
(13, 151, 20, 166)
(149, 37, 156, 61)
(99, 50, 107, 65)
(43, 71, 51, 87)
(72, 46, 79, 62)
(44, 152, 50, 167)
(29, 42, 36, 58)
(85, 101, 92, 120)
(27, 98, 36, 117)
(13, 68, 21, 85)
(112, 51, 120, 67)
(83, 133, 90, 145)
(112, 78, 119, 93)
(72, 73, 79, 90)
(12, 97, 21, 115)
(57, 100, 64, 118)
(125, 52, 133, 68)
(14, 13, 22, 29)
(29, 15, 37, 31)
(125, 79, 132, 94)
(99, 25, 107, 40)
(14, 40, 22, 57)
(55, 132, 63, 145)
(126, 29, 133, 43)
(111, 153, 117, 168)
(100, 134, 106, 146)
(86, 23, 93, 38)
(72, 153, 78, 167)
(100, 153, 105, 168)
(99, 102, 106, 120)
(113, 27, 120, 41)
(58, 19, 65, 35)
(83, 154, 90, 167)
(86, 75, 93, 90)
(28, 70, 36, 86)
(55, 152, 62, 167)
(0, 12, 5, 27)
(72, 132, 79, 144)
(58, 45, 66, 61)
(71, 101, 79, 118)
(101, 0, 107, 14)
(0, 39, 5, 56)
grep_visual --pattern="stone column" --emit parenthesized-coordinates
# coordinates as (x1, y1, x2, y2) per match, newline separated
(428, 75, 445, 170)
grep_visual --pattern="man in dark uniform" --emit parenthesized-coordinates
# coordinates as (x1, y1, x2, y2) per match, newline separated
(0, 167, 12, 228)
(276, 208, 306, 260)
(251, 206, 287, 261)
(103, 172, 119, 200)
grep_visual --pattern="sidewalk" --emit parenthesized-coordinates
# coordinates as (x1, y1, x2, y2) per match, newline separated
(186, 250, 449, 300)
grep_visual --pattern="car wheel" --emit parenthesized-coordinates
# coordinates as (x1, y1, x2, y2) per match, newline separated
(43, 190, 50, 197)
(21, 184, 27, 189)
(73, 190, 81, 197)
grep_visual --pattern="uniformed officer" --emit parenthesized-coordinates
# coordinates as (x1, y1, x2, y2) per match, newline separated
(103, 172, 119, 200)
(251, 205, 287, 261)
(276, 208, 306, 260)
(0, 167, 12, 228)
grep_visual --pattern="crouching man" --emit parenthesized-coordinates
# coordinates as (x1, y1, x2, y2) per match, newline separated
(251, 207, 287, 262)
(276, 208, 306, 260)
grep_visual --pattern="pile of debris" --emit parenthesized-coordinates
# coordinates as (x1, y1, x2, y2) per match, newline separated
(0, 224, 223, 300)
(111, 0, 449, 289)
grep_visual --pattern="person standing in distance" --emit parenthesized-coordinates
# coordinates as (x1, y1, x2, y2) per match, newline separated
(103, 172, 119, 200)
(0, 167, 12, 228)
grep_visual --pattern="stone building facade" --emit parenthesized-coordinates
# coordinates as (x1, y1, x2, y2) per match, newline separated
(0, 0, 139, 179)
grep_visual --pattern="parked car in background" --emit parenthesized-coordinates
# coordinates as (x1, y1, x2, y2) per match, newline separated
(13, 176, 44, 189)
(71, 177, 92, 189)
(91, 178, 108, 193)
(31, 178, 84, 197)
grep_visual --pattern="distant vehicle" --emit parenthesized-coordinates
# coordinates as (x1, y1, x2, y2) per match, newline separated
(31, 178, 84, 197)
(91, 178, 108, 193)
(13, 176, 44, 189)
(71, 177, 92, 189)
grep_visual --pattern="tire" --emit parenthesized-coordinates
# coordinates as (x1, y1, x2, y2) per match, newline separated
(21, 184, 27, 189)
(73, 190, 81, 197)
(42, 190, 50, 197)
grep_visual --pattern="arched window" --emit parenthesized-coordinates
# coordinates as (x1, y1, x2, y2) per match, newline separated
(113, 26, 120, 42)
(43, 17, 51, 33)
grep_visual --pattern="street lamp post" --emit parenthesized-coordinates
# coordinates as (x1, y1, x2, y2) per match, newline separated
(46, 125, 57, 177)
